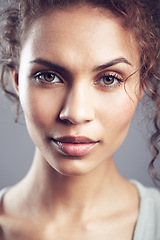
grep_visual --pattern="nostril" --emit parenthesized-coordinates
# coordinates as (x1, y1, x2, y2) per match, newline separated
(59, 111, 78, 125)
(61, 118, 75, 125)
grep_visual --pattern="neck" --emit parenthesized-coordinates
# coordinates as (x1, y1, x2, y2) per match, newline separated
(19, 148, 126, 220)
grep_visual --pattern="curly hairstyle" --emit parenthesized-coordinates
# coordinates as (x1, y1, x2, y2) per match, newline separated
(0, 0, 160, 184)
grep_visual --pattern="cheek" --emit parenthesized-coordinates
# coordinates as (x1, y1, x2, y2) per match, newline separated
(113, 96, 137, 126)
(19, 85, 63, 130)
(113, 101, 136, 133)
(98, 89, 139, 142)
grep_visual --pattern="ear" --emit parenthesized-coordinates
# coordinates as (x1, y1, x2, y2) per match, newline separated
(10, 68, 19, 96)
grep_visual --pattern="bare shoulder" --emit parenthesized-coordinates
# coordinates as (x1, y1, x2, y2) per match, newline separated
(0, 187, 40, 240)
(0, 213, 43, 240)
(0, 196, 5, 239)
(0, 192, 43, 240)
(0, 223, 3, 240)
(0, 214, 8, 240)
(0, 210, 14, 240)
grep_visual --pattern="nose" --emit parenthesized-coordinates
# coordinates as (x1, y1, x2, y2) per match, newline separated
(59, 83, 95, 125)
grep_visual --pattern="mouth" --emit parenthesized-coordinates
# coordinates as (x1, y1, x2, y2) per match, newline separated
(51, 136, 99, 156)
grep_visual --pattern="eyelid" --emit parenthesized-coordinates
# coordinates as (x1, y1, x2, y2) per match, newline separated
(96, 68, 124, 79)
(32, 70, 64, 84)
(34, 70, 61, 78)
(94, 71, 125, 89)
(100, 70, 124, 81)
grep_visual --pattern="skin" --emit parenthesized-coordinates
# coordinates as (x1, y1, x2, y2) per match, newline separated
(0, 4, 142, 240)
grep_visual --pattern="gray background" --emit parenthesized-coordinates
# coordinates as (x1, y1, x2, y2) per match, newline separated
(0, 0, 156, 189)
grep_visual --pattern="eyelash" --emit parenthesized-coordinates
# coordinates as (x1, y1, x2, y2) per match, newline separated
(33, 71, 63, 86)
(32, 71, 124, 89)
(95, 72, 124, 89)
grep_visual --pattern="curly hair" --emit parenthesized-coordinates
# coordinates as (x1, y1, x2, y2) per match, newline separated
(0, 0, 160, 184)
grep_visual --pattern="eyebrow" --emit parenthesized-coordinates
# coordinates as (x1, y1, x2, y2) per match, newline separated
(30, 58, 70, 75)
(93, 57, 132, 71)
(30, 57, 132, 73)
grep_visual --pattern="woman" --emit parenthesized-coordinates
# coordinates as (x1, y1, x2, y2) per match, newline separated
(0, 0, 160, 239)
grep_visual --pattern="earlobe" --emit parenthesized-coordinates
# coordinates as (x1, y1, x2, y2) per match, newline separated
(10, 68, 19, 96)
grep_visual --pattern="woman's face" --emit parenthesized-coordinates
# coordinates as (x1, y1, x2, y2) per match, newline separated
(16, 5, 141, 176)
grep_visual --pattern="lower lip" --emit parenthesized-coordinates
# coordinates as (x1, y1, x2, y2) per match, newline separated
(52, 140, 97, 156)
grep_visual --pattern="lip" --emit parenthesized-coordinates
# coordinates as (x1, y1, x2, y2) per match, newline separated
(51, 136, 99, 156)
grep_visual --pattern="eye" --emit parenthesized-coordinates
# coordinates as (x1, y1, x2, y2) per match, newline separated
(34, 71, 62, 84)
(96, 73, 123, 88)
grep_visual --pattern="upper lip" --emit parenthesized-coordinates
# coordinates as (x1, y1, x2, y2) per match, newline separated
(52, 136, 98, 144)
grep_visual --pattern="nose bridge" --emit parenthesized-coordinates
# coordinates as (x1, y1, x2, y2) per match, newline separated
(59, 81, 94, 124)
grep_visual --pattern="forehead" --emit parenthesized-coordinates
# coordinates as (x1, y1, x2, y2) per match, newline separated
(20, 4, 140, 71)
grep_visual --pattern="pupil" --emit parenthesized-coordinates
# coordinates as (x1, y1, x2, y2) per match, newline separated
(45, 73, 54, 81)
(104, 76, 114, 84)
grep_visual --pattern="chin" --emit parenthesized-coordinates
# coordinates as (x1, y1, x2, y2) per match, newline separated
(48, 156, 97, 177)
